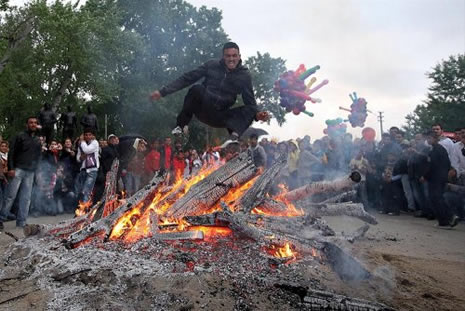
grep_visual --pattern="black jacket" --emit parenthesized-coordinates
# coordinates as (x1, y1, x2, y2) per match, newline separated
(101, 144, 119, 175)
(160, 59, 258, 113)
(7, 130, 42, 171)
(425, 144, 450, 184)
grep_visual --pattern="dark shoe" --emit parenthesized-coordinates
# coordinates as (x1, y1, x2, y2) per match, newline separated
(435, 223, 452, 230)
(388, 212, 400, 216)
(414, 210, 425, 218)
(378, 210, 387, 214)
(450, 215, 460, 228)
(426, 214, 435, 220)
(5, 212, 16, 221)
(16, 222, 26, 228)
(0, 221, 3, 231)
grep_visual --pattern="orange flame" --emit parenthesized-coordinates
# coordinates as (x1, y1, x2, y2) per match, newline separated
(75, 200, 93, 217)
(251, 183, 304, 217)
(270, 242, 297, 259)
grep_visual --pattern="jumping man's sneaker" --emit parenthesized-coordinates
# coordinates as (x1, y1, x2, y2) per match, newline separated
(220, 132, 240, 149)
(171, 126, 183, 135)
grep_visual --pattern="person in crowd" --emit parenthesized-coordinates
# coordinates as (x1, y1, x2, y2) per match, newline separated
(248, 134, 267, 169)
(286, 140, 300, 190)
(125, 139, 147, 195)
(150, 42, 269, 145)
(0, 141, 8, 213)
(189, 149, 203, 176)
(172, 141, 186, 181)
(31, 139, 61, 216)
(407, 134, 432, 218)
(160, 136, 173, 173)
(379, 151, 404, 215)
(424, 130, 459, 228)
(298, 138, 321, 186)
(144, 139, 161, 181)
(444, 127, 465, 219)
(0, 117, 42, 229)
(349, 148, 371, 208)
(60, 105, 78, 140)
(100, 134, 120, 176)
(432, 123, 458, 173)
(38, 103, 57, 144)
(202, 146, 220, 166)
(397, 140, 416, 212)
(80, 104, 99, 133)
(75, 128, 100, 204)
(325, 137, 345, 179)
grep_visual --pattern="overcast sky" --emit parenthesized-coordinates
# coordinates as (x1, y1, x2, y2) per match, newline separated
(10, 0, 465, 140)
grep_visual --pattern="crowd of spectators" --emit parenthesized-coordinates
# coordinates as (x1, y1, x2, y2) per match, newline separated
(0, 117, 463, 230)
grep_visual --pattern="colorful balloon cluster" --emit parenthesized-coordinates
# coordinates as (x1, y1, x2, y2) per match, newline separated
(323, 118, 347, 137)
(339, 92, 368, 128)
(274, 64, 329, 116)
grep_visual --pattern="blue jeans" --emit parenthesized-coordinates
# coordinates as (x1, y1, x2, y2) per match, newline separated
(75, 170, 98, 203)
(123, 173, 141, 196)
(401, 175, 416, 211)
(0, 168, 35, 226)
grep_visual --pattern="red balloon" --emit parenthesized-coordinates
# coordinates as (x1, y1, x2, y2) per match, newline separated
(362, 127, 376, 141)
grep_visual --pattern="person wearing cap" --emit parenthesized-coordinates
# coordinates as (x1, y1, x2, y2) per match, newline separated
(150, 42, 270, 145)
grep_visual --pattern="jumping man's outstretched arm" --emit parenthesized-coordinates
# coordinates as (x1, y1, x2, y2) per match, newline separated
(150, 61, 209, 100)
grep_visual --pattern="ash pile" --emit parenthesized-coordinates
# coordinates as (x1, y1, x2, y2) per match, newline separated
(0, 152, 394, 311)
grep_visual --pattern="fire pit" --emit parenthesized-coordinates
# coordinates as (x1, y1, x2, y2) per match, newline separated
(1, 152, 394, 310)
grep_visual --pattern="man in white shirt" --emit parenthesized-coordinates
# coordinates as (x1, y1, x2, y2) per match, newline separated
(453, 128, 465, 183)
(75, 128, 100, 204)
(432, 124, 458, 172)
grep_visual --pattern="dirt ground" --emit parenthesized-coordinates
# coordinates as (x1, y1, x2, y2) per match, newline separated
(0, 211, 464, 311)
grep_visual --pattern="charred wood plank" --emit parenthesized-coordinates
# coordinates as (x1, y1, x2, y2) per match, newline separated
(152, 230, 204, 241)
(281, 172, 361, 202)
(63, 173, 166, 249)
(163, 151, 257, 219)
(320, 190, 358, 204)
(239, 153, 287, 213)
(301, 202, 378, 225)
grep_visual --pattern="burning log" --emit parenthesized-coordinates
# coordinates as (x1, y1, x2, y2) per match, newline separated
(281, 172, 361, 202)
(238, 153, 287, 213)
(163, 151, 258, 219)
(93, 159, 120, 221)
(301, 202, 377, 225)
(63, 173, 166, 249)
(221, 203, 324, 255)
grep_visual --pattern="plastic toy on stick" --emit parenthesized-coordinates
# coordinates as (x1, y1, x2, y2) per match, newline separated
(339, 92, 369, 128)
(274, 64, 328, 117)
(323, 118, 347, 138)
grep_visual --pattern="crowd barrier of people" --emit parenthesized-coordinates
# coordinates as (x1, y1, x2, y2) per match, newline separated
(0, 118, 463, 230)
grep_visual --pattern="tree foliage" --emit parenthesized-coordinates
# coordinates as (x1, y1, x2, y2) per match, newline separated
(407, 54, 465, 132)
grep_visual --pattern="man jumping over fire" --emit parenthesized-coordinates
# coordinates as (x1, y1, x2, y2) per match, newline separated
(150, 42, 269, 145)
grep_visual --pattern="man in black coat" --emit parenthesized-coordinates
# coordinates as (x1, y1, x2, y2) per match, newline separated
(0, 117, 42, 228)
(425, 131, 459, 228)
(38, 103, 57, 144)
(150, 42, 269, 143)
(60, 105, 78, 140)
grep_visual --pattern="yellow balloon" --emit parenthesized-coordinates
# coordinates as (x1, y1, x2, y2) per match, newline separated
(305, 77, 317, 93)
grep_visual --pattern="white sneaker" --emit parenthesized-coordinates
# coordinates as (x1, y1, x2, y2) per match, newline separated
(220, 139, 239, 149)
(171, 126, 182, 135)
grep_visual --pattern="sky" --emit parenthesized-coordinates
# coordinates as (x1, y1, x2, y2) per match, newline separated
(9, 0, 465, 140)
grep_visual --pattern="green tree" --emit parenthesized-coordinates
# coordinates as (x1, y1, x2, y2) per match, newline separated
(407, 54, 465, 132)
(245, 52, 287, 126)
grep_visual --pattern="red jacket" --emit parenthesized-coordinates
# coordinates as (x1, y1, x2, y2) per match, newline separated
(145, 150, 160, 173)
